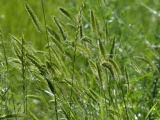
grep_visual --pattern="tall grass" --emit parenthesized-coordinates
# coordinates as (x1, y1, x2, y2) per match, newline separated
(0, 0, 160, 120)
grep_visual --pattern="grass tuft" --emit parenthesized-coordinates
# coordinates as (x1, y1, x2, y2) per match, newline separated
(0, 0, 160, 119)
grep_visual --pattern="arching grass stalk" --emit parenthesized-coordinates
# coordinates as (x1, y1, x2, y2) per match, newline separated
(40, 0, 58, 119)
(21, 35, 27, 119)
(69, 2, 84, 118)
(120, 82, 129, 119)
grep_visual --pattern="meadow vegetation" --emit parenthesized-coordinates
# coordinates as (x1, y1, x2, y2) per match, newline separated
(0, 0, 160, 119)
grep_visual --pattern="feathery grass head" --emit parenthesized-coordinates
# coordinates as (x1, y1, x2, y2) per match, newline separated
(24, 2, 43, 33)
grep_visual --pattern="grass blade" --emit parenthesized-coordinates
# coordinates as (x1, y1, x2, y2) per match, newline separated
(49, 36, 64, 53)
(0, 114, 24, 119)
(99, 39, 106, 59)
(47, 26, 61, 42)
(90, 10, 96, 35)
(28, 109, 39, 120)
(145, 103, 158, 120)
(109, 37, 115, 59)
(136, 54, 159, 73)
(52, 16, 66, 41)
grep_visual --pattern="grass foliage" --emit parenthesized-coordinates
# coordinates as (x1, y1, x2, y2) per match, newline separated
(0, 0, 160, 119)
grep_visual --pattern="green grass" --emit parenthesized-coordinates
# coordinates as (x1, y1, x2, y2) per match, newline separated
(0, 0, 160, 119)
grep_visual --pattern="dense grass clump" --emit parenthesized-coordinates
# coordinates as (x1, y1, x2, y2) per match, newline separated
(0, 0, 160, 119)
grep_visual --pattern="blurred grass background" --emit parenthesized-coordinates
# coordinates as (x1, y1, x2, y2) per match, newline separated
(0, 0, 160, 51)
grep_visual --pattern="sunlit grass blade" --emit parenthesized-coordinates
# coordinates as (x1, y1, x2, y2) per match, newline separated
(10, 34, 22, 45)
(47, 26, 61, 42)
(140, 1, 159, 16)
(145, 102, 158, 120)
(12, 41, 22, 61)
(46, 36, 64, 53)
(27, 95, 42, 101)
(66, 23, 76, 30)
(52, 16, 66, 41)
(130, 72, 151, 83)
(28, 109, 39, 120)
(88, 88, 100, 103)
(61, 106, 71, 120)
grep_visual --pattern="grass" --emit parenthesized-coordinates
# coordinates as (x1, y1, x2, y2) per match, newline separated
(0, 0, 160, 119)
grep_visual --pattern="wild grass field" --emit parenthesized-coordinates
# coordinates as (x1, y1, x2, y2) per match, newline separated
(0, 0, 160, 119)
